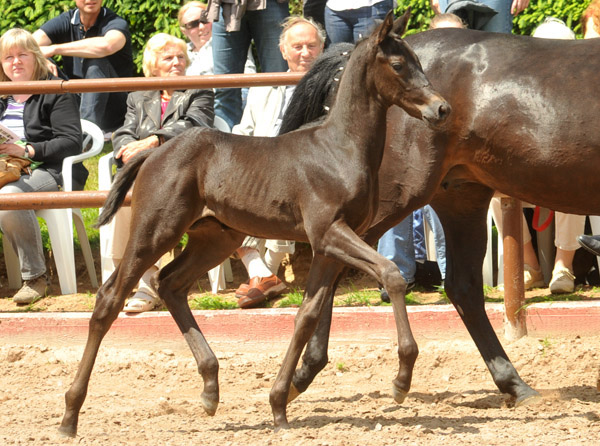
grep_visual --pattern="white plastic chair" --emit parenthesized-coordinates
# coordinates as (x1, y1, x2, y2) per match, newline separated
(98, 120, 233, 293)
(4, 119, 103, 294)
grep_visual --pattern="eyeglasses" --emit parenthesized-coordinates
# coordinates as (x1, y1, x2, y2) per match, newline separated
(182, 18, 208, 30)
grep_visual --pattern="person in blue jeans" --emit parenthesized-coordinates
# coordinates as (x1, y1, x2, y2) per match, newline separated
(325, 0, 396, 44)
(206, 0, 290, 129)
(377, 206, 446, 302)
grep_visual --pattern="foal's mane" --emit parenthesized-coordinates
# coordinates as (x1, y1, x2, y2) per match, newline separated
(278, 42, 355, 135)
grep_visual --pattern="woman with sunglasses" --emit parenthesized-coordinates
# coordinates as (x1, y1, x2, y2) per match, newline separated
(178, 2, 255, 81)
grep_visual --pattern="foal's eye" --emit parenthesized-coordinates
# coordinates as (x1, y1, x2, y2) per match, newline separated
(391, 62, 403, 71)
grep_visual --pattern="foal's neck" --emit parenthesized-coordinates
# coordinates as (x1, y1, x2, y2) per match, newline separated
(326, 49, 389, 161)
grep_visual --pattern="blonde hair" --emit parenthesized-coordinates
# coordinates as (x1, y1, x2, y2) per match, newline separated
(279, 16, 326, 48)
(0, 28, 50, 83)
(178, 1, 207, 25)
(142, 33, 190, 77)
(429, 13, 466, 30)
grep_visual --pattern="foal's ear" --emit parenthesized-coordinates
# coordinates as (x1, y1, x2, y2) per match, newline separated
(375, 8, 410, 45)
(393, 8, 411, 37)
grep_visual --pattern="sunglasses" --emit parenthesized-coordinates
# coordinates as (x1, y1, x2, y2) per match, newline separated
(183, 18, 208, 30)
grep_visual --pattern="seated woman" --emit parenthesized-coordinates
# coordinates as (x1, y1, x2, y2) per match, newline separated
(106, 33, 214, 313)
(0, 28, 85, 304)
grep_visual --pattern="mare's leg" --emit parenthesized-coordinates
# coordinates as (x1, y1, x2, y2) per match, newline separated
(270, 223, 418, 429)
(157, 221, 245, 416)
(432, 183, 540, 405)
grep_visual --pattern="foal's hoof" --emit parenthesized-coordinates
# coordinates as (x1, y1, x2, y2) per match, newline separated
(287, 383, 301, 404)
(274, 420, 291, 432)
(201, 394, 219, 416)
(392, 384, 408, 404)
(515, 391, 542, 408)
(57, 424, 77, 438)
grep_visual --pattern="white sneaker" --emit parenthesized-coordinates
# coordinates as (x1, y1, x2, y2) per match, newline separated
(549, 268, 575, 294)
(524, 264, 544, 290)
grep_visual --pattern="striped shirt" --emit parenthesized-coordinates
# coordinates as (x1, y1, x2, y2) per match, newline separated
(0, 97, 26, 140)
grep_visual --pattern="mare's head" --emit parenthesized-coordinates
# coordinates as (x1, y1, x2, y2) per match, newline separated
(364, 9, 450, 127)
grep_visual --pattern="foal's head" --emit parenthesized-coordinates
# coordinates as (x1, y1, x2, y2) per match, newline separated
(365, 10, 450, 127)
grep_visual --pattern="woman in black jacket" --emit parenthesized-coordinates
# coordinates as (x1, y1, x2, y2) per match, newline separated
(106, 33, 214, 313)
(0, 28, 84, 304)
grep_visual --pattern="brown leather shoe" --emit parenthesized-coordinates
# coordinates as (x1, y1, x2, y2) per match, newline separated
(235, 280, 250, 298)
(238, 275, 287, 309)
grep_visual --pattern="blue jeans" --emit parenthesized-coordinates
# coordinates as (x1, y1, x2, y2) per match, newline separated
(212, 0, 289, 128)
(439, 0, 513, 33)
(80, 58, 128, 132)
(378, 206, 446, 284)
(0, 169, 58, 280)
(325, 0, 394, 44)
(377, 214, 416, 283)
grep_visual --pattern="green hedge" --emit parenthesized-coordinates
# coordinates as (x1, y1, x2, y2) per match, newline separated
(0, 0, 592, 75)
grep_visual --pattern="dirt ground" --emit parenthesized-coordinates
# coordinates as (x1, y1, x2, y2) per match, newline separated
(2, 244, 600, 444)
(1, 332, 600, 445)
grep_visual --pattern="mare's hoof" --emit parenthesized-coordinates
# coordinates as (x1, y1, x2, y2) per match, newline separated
(392, 385, 408, 404)
(201, 394, 219, 416)
(57, 425, 77, 438)
(515, 391, 542, 408)
(287, 383, 301, 404)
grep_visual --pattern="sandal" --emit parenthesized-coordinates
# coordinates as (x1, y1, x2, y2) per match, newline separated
(123, 287, 159, 313)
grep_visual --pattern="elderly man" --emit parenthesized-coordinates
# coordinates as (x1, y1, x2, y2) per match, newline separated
(33, 0, 133, 135)
(232, 16, 325, 309)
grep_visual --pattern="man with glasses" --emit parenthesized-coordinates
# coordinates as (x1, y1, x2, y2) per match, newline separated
(33, 0, 133, 136)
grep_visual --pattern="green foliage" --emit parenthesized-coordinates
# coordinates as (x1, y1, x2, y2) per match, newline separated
(189, 294, 238, 310)
(276, 288, 304, 308)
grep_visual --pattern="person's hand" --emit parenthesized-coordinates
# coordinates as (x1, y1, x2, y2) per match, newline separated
(115, 135, 160, 164)
(44, 58, 58, 76)
(511, 0, 530, 16)
(430, 0, 441, 15)
(0, 143, 28, 157)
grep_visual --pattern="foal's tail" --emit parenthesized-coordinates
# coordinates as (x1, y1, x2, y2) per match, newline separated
(279, 42, 354, 135)
(96, 151, 152, 227)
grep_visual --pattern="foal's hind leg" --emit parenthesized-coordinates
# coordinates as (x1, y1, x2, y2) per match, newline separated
(156, 223, 245, 416)
(432, 185, 540, 405)
(59, 246, 170, 437)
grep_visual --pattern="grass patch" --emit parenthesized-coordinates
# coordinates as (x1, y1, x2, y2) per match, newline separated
(188, 295, 238, 310)
(339, 285, 380, 307)
(275, 288, 304, 308)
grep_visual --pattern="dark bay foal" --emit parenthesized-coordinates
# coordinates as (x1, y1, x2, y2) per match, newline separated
(58, 11, 449, 436)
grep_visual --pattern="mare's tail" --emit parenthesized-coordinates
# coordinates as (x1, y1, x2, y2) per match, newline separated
(279, 42, 355, 135)
(96, 151, 152, 227)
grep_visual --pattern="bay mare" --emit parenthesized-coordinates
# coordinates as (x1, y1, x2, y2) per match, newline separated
(57, 11, 450, 436)
(284, 29, 600, 408)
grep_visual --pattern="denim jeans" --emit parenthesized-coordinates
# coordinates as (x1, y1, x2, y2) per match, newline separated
(439, 0, 513, 33)
(212, 0, 289, 128)
(80, 58, 128, 132)
(377, 206, 447, 284)
(421, 205, 446, 280)
(377, 213, 416, 283)
(0, 169, 58, 280)
(325, 0, 394, 44)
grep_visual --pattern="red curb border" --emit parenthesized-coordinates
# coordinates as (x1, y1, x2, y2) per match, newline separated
(2, 301, 599, 343)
